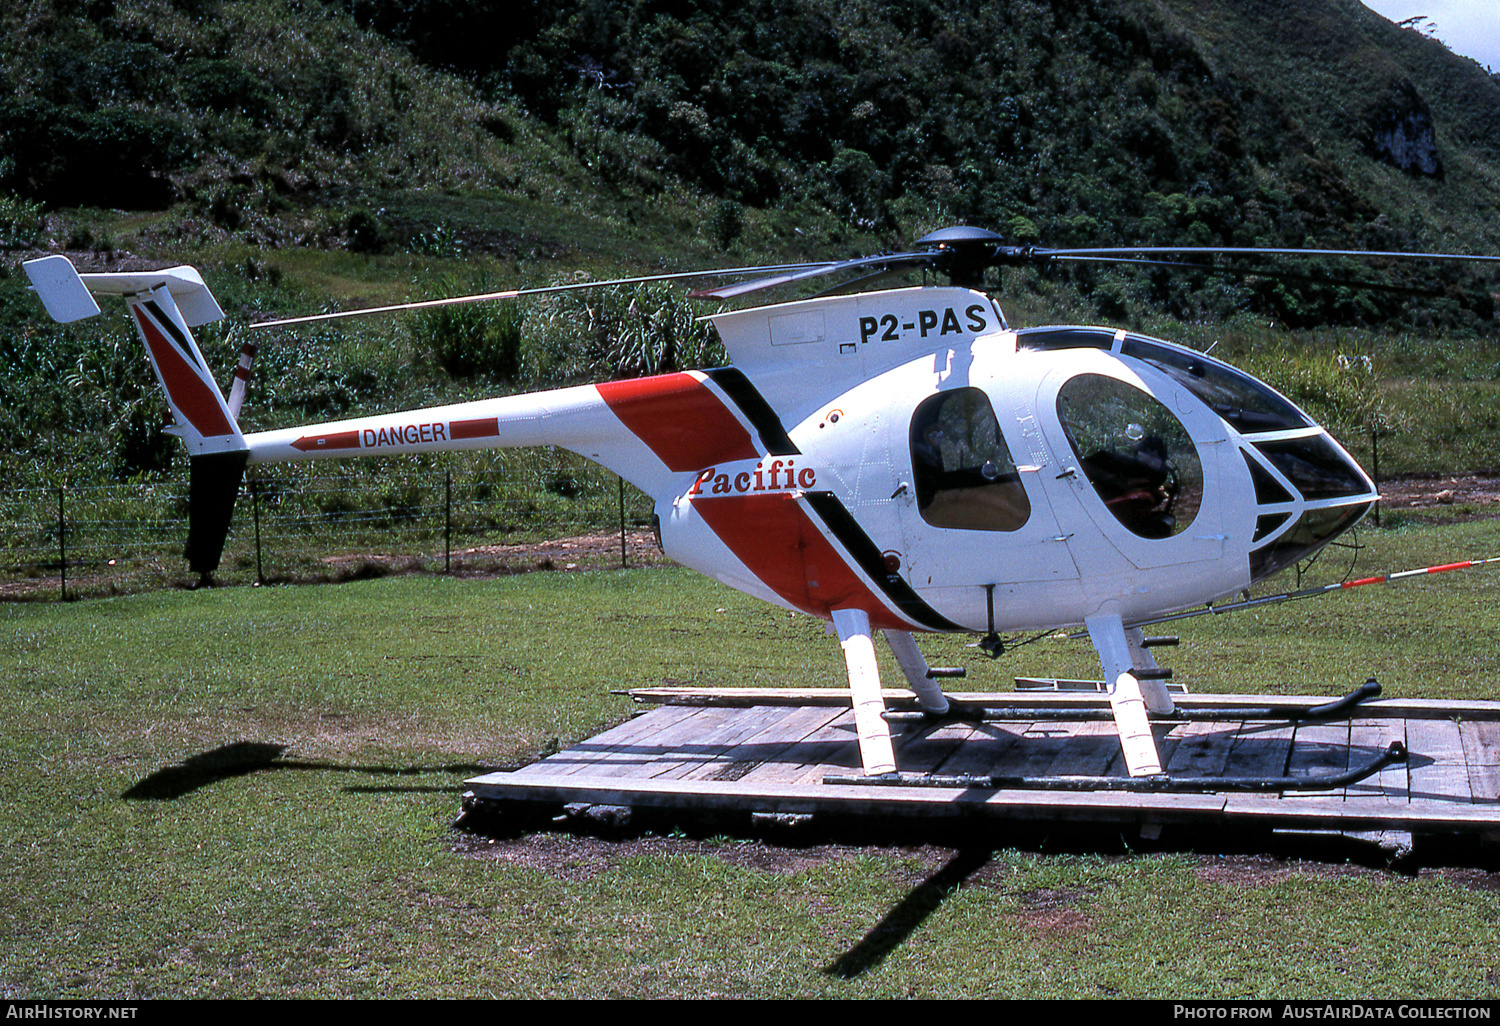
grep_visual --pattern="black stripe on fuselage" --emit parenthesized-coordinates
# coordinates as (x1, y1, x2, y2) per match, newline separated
(141, 300, 204, 370)
(703, 367, 799, 456)
(802, 491, 963, 632)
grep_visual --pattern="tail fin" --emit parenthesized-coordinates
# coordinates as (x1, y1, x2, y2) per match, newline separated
(25, 256, 248, 577)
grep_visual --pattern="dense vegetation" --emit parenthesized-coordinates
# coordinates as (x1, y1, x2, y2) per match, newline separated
(1, 0, 1498, 494)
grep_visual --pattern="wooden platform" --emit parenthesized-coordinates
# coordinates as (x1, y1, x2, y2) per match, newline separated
(464, 688, 1500, 839)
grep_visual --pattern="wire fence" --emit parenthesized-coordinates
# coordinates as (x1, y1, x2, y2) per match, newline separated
(0, 449, 659, 600)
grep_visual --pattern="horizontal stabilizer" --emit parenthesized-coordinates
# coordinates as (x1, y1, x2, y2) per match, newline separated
(23, 255, 101, 323)
(24, 256, 225, 327)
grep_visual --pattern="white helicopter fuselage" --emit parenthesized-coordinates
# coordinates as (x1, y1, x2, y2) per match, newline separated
(244, 285, 1373, 638)
(25, 257, 1379, 777)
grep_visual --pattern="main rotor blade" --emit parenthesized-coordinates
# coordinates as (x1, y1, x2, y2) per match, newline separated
(809, 265, 923, 299)
(248, 261, 827, 329)
(689, 250, 933, 300)
(1036, 246, 1500, 266)
(1055, 255, 1451, 297)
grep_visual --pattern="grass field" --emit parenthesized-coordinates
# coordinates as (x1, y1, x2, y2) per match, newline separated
(2, 518, 1500, 998)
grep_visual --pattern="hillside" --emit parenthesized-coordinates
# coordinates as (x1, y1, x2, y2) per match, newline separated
(1, 0, 1499, 490)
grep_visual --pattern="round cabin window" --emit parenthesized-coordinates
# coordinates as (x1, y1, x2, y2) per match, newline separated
(1056, 374, 1203, 539)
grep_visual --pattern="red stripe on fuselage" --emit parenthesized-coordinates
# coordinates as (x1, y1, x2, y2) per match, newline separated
(691, 493, 906, 629)
(132, 307, 236, 437)
(451, 417, 500, 440)
(597, 374, 759, 472)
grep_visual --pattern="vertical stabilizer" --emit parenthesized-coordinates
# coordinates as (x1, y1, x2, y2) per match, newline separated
(124, 286, 244, 455)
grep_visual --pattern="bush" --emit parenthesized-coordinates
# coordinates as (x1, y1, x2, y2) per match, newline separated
(525, 282, 725, 382)
(0, 192, 45, 249)
(704, 200, 743, 251)
(178, 59, 279, 124)
(0, 100, 191, 208)
(417, 300, 524, 381)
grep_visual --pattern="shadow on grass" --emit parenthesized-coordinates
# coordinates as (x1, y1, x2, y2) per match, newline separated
(122, 741, 494, 800)
(823, 847, 994, 980)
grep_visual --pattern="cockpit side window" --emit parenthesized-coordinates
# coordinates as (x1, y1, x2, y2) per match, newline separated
(1120, 337, 1309, 434)
(910, 388, 1031, 532)
(1056, 373, 1203, 540)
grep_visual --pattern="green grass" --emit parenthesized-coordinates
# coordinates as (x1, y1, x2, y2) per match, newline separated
(3, 520, 1500, 997)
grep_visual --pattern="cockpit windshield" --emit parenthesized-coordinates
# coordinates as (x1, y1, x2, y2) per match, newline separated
(1020, 328, 1314, 436)
(1120, 338, 1310, 434)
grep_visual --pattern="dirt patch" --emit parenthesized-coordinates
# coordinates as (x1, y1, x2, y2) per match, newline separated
(1011, 895, 1095, 936)
(1426, 867, 1500, 892)
(1, 529, 671, 601)
(309, 530, 670, 582)
(449, 529, 669, 574)
(1376, 471, 1500, 521)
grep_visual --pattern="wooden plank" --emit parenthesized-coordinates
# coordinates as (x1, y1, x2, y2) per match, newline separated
(1406, 718, 1472, 803)
(786, 712, 867, 786)
(1461, 720, 1500, 804)
(647, 703, 803, 781)
(471, 769, 1230, 821)
(890, 719, 977, 775)
(1467, 764, 1500, 806)
(627, 688, 1500, 721)
(466, 697, 1500, 838)
(984, 722, 1077, 778)
(564, 706, 746, 780)
(1162, 721, 1239, 778)
(1461, 719, 1500, 766)
(931, 720, 1030, 777)
(680, 704, 848, 783)
(1043, 721, 1123, 777)
(514, 704, 708, 777)
(1153, 720, 1195, 770)
(1225, 721, 1294, 781)
(1286, 721, 1351, 799)
(1220, 791, 1500, 832)
(734, 707, 856, 785)
(1348, 718, 1408, 803)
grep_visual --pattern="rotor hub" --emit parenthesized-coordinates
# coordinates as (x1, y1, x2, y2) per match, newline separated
(916, 226, 1007, 289)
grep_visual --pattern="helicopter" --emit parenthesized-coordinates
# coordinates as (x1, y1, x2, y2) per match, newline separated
(23, 226, 1500, 785)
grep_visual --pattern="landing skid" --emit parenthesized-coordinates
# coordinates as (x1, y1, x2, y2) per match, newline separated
(883, 680, 1385, 725)
(824, 741, 1408, 792)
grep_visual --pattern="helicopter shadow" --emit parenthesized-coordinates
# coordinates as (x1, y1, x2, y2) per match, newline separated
(120, 741, 494, 801)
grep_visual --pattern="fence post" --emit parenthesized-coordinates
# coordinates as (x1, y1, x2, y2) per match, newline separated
(1371, 430, 1381, 527)
(252, 478, 264, 585)
(445, 470, 452, 573)
(57, 485, 67, 602)
(618, 475, 627, 568)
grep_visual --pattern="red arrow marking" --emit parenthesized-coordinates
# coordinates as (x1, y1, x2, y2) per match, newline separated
(291, 430, 361, 452)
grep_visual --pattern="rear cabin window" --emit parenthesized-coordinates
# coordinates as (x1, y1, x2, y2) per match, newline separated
(909, 388, 1031, 532)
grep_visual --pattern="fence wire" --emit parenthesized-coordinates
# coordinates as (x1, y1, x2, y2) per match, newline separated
(1, 449, 656, 599)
